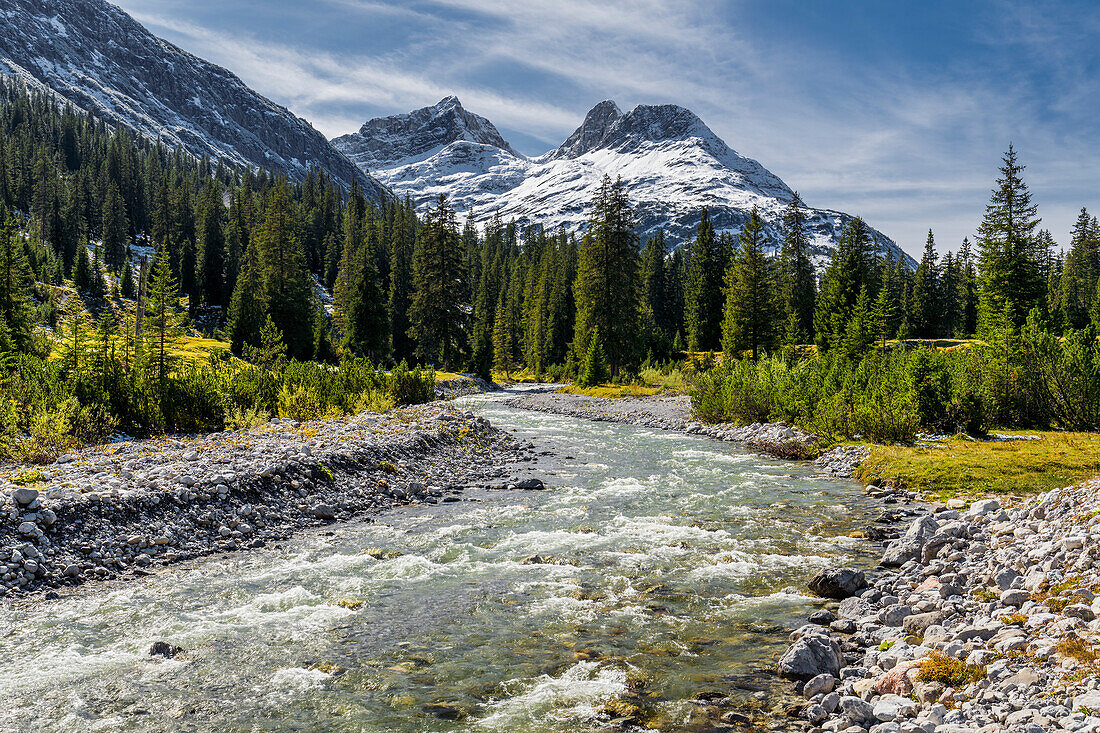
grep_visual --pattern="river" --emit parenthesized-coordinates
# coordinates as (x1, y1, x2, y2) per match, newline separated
(0, 392, 878, 732)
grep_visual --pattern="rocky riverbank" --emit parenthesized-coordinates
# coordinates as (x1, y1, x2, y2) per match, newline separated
(0, 402, 537, 597)
(781, 479, 1100, 733)
(503, 391, 832, 463)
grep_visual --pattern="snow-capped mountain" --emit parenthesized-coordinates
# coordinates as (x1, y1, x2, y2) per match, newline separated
(334, 97, 914, 268)
(0, 0, 386, 198)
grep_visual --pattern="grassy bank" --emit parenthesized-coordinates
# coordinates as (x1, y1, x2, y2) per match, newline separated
(855, 431, 1100, 500)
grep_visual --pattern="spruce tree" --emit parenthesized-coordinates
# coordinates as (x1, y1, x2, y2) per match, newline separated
(814, 218, 875, 350)
(579, 328, 610, 388)
(684, 208, 720, 351)
(409, 194, 468, 369)
(871, 282, 896, 350)
(976, 145, 1043, 334)
(100, 181, 129, 272)
(196, 181, 225, 310)
(342, 240, 390, 362)
(721, 208, 776, 359)
(227, 237, 265, 354)
(143, 246, 185, 392)
(254, 182, 315, 360)
(911, 229, 941, 338)
(779, 193, 816, 344)
(0, 216, 32, 351)
(573, 176, 640, 374)
(1058, 208, 1099, 330)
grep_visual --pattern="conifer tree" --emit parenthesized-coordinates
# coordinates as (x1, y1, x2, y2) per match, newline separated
(871, 281, 896, 350)
(1058, 208, 1099, 329)
(640, 231, 670, 339)
(342, 239, 390, 362)
(388, 199, 417, 363)
(143, 246, 185, 391)
(911, 229, 941, 338)
(492, 284, 516, 377)
(573, 176, 640, 374)
(721, 208, 776, 359)
(409, 194, 468, 369)
(120, 257, 135, 299)
(0, 216, 32, 351)
(683, 208, 720, 351)
(578, 327, 610, 388)
(779, 193, 816, 344)
(196, 181, 225, 310)
(976, 145, 1043, 334)
(254, 182, 315, 359)
(73, 238, 93, 293)
(227, 237, 265, 354)
(100, 181, 129, 272)
(814, 218, 875, 350)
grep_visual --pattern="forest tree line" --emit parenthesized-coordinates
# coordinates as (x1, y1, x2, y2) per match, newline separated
(2, 80, 1100, 445)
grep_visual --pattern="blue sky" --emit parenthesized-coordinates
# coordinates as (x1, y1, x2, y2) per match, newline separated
(115, 0, 1100, 258)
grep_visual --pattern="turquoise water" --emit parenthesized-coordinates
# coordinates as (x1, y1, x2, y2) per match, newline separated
(0, 393, 876, 732)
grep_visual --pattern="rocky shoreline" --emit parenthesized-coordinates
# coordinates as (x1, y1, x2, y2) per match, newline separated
(0, 401, 536, 598)
(780, 482, 1100, 733)
(502, 391, 838, 465)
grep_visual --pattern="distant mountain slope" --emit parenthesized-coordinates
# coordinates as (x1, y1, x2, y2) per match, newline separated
(334, 97, 915, 269)
(0, 0, 387, 198)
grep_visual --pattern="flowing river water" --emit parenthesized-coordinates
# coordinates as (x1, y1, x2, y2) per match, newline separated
(0, 392, 879, 732)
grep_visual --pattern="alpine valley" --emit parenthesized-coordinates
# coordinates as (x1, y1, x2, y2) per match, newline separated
(333, 97, 915, 268)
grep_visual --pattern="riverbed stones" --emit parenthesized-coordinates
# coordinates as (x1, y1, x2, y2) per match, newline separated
(0, 399, 530, 596)
(783, 476, 1100, 733)
(808, 567, 868, 599)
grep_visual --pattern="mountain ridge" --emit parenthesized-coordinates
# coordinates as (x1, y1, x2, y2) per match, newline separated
(334, 97, 915, 269)
(0, 0, 387, 198)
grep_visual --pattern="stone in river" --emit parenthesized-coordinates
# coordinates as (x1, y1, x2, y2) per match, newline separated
(149, 641, 185, 658)
(514, 478, 545, 490)
(808, 567, 868, 599)
(311, 503, 337, 520)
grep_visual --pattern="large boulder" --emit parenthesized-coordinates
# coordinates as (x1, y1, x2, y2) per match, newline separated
(808, 567, 868, 599)
(777, 630, 843, 681)
(881, 514, 939, 567)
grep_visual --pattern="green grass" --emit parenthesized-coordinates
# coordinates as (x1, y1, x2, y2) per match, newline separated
(856, 431, 1100, 500)
(557, 384, 665, 399)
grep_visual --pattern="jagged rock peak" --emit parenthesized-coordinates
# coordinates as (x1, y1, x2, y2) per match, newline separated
(334, 96, 519, 169)
(553, 100, 721, 159)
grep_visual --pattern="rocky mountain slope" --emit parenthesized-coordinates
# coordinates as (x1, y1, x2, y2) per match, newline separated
(0, 0, 386, 198)
(334, 97, 915, 268)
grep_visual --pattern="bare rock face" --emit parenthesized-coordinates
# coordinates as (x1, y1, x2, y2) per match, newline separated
(0, 0, 385, 196)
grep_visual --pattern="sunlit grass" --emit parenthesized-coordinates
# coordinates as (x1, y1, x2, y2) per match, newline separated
(856, 431, 1100, 499)
(557, 384, 664, 399)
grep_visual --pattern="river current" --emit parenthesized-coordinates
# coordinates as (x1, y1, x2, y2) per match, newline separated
(0, 392, 877, 732)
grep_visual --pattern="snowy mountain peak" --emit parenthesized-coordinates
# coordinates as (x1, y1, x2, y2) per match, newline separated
(552, 100, 731, 161)
(554, 100, 623, 158)
(0, 0, 384, 197)
(333, 96, 520, 170)
(334, 98, 915, 271)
